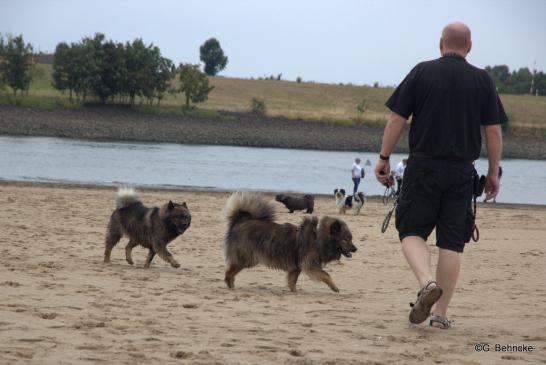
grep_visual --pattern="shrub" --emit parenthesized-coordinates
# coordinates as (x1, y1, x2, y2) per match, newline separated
(356, 99, 368, 119)
(296, 76, 302, 83)
(250, 97, 266, 116)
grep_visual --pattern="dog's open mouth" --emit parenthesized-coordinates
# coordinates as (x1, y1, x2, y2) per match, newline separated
(341, 249, 352, 258)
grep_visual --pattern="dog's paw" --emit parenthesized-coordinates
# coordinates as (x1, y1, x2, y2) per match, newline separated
(126, 259, 134, 265)
(331, 286, 340, 293)
(172, 262, 181, 268)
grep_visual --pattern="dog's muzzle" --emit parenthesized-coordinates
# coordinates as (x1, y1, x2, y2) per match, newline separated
(176, 219, 191, 233)
(341, 245, 357, 258)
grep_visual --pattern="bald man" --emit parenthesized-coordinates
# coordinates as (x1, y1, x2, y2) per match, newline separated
(375, 22, 506, 329)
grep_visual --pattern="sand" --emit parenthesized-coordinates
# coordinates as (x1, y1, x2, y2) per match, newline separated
(0, 182, 545, 365)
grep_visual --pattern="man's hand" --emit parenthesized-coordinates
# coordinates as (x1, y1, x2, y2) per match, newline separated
(484, 173, 500, 200)
(484, 124, 502, 200)
(375, 160, 390, 183)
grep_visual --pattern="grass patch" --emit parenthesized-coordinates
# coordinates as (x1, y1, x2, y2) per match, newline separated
(18, 63, 546, 129)
(0, 93, 81, 110)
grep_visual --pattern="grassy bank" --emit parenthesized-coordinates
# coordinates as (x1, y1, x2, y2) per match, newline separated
(15, 64, 546, 128)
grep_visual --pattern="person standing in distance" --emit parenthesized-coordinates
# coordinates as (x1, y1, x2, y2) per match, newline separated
(351, 158, 364, 195)
(374, 21, 506, 329)
(394, 158, 407, 196)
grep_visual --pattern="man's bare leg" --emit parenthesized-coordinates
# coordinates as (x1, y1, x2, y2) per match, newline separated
(433, 248, 461, 319)
(402, 236, 434, 286)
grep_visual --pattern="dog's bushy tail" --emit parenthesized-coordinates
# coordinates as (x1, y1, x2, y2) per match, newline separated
(355, 192, 366, 204)
(116, 187, 140, 209)
(225, 192, 276, 226)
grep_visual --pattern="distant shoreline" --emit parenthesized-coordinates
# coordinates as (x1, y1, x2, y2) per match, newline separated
(2, 179, 545, 209)
(0, 104, 544, 159)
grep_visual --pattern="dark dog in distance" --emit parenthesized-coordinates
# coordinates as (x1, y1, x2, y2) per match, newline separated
(104, 187, 191, 268)
(223, 192, 357, 292)
(334, 188, 365, 215)
(275, 194, 314, 214)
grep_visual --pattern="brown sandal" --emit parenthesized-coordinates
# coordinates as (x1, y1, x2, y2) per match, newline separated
(409, 280, 443, 324)
(429, 314, 452, 329)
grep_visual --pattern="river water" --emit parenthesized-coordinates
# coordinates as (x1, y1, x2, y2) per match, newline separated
(0, 136, 544, 205)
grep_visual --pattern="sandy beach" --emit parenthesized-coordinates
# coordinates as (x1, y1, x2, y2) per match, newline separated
(0, 182, 545, 364)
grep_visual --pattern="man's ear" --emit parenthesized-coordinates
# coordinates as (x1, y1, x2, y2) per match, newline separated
(439, 38, 444, 52)
(467, 41, 472, 54)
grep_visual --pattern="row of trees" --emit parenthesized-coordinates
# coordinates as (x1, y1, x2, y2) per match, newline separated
(0, 34, 35, 94)
(1, 32, 227, 108)
(51, 33, 226, 106)
(52, 33, 176, 104)
(485, 65, 545, 96)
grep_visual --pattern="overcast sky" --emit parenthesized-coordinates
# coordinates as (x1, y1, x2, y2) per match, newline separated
(1, 0, 545, 85)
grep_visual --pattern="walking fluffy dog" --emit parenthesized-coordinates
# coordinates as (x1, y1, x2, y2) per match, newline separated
(223, 192, 357, 292)
(104, 188, 191, 268)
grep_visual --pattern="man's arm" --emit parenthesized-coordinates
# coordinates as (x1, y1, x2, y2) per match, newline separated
(374, 112, 407, 182)
(483, 124, 503, 199)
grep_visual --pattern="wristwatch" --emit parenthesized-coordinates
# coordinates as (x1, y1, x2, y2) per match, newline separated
(379, 154, 390, 161)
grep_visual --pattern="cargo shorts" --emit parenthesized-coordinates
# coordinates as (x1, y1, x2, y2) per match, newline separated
(395, 157, 476, 252)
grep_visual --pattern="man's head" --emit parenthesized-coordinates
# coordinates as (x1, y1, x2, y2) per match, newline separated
(440, 21, 472, 57)
(355, 158, 361, 164)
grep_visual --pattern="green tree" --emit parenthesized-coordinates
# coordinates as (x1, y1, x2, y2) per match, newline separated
(199, 38, 228, 76)
(52, 42, 72, 98)
(510, 67, 532, 94)
(125, 38, 148, 105)
(1, 34, 34, 94)
(485, 65, 510, 93)
(533, 71, 546, 96)
(177, 63, 214, 108)
(153, 55, 175, 105)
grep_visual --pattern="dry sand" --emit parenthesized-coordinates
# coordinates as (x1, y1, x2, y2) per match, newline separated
(0, 182, 545, 365)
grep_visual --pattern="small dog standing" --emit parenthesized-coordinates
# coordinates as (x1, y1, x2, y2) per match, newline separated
(104, 188, 191, 268)
(334, 188, 365, 215)
(223, 192, 357, 292)
(275, 194, 314, 214)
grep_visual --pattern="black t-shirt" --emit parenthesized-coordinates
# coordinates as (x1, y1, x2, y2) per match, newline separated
(386, 54, 507, 161)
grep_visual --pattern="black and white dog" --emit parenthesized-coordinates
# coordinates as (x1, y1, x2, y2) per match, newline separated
(334, 189, 365, 215)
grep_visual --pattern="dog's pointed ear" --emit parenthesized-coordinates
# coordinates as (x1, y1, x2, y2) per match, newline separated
(340, 189, 346, 195)
(330, 220, 341, 236)
(168, 200, 175, 210)
(181, 202, 188, 208)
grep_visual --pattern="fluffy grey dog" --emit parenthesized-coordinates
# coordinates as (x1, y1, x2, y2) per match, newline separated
(104, 188, 191, 268)
(223, 192, 357, 292)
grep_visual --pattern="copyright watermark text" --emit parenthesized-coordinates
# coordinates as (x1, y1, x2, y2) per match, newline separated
(474, 343, 534, 353)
